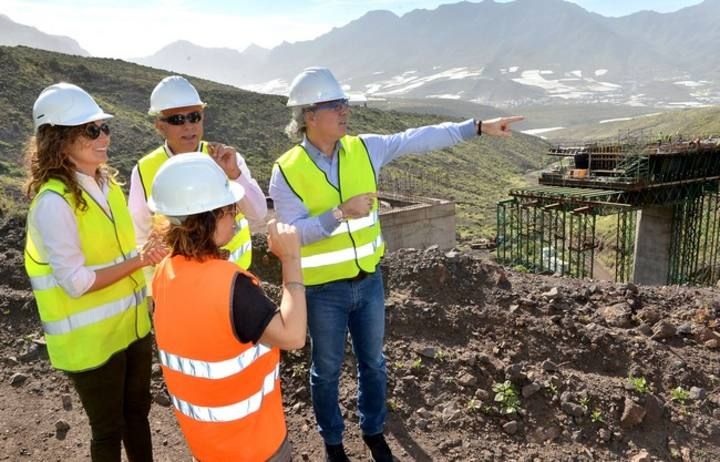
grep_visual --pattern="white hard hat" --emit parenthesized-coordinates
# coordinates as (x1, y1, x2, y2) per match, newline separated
(32, 83, 113, 132)
(286, 67, 347, 107)
(148, 76, 206, 115)
(148, 153, 244, 218)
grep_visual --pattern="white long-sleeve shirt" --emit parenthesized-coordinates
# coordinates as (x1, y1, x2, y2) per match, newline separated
(128, 143, 268, 247)
(27, 172, 110, 298)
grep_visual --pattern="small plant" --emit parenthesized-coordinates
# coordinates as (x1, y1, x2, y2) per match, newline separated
(579, 397, 590, 412)
(291, 363, 306, 379)
(387, 398, 401, 412)
(467, 398, 482, 411)
(591, 408, 605, 424)
(512, 264, 529, 273)
(411, 357, 422, 370)
(492, 380, 521, 415)
(670, 386, 690, 405)
(546, 383, 559, 397)
(628, 375, 650, 394)
(434, 349, 447, 361)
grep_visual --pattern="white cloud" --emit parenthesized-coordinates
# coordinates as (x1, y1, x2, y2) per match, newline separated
(0, 0, 333, 58)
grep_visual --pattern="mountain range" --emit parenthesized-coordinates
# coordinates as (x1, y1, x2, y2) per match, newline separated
(133, 0, 720, 108)
(0, 14, 89, 56)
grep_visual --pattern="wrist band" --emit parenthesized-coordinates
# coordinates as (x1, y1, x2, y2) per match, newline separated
(283, 281, 305, 291)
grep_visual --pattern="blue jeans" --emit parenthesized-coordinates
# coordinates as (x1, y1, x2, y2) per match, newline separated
(306, 269, 387, 445)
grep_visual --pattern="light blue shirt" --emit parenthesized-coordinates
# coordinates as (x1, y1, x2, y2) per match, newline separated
(268, 119, 477, 245)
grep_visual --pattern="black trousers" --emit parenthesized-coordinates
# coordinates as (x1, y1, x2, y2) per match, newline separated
(68, 335, 154, 462)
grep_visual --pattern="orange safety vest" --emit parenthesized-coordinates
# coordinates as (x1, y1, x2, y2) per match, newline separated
(152, 256, 286, 462)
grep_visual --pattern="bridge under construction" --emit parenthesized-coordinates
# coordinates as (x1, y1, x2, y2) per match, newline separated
(496, 136, 720, 286)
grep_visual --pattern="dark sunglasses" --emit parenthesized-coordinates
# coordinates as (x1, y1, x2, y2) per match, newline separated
(82, 122, 110, 140)
(309, 98, 349, 113)
(160, 111, 203, 126)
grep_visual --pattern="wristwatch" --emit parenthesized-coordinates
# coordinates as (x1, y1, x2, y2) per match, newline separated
(332, 206, 345, 222)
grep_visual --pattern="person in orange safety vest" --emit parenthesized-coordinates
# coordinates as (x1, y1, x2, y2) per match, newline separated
(149, 153, 306, 462)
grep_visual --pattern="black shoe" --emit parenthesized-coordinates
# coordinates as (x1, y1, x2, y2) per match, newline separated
(362, 433, 393, 462)
(325, 442, 350, 462)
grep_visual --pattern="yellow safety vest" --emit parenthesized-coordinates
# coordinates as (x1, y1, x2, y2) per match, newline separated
(275, 135, 384, 286)
(24, 178, 150, 372)
(137, 142, 252, 269)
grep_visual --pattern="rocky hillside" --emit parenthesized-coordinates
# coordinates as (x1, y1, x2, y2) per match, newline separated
(0, 45, 546, 237)
(1, 226, 719, 461)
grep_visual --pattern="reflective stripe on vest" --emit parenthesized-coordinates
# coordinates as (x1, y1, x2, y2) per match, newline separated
(29, 250, 139, 291)
(275, 135, 384, 285)
(302, 235, 384, 269)
(171, 365, 280, 423)
(329, 210, 379, 237)
(24, 179, 150, 372)
(137, 142, 252, 270)
(43, 287, 147, 335)
(159, 343, 272, 380)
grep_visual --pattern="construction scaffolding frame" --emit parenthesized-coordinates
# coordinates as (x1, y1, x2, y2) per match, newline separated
(496, 137, 720, 286)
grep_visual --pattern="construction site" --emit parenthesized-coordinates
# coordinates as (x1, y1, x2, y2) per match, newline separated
(496, 135, 720, 286)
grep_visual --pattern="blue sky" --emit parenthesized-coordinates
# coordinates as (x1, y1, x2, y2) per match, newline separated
(0, 0, 705, 58)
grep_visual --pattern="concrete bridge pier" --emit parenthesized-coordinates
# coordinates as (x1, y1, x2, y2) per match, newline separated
(632, 206, 674, 285)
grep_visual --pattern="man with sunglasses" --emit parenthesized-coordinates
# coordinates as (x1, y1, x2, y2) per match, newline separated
(129, 75, 267, 277)
(270, 67, 524, 462)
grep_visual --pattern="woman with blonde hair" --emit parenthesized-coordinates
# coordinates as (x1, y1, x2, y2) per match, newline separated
(24, 82, 166, 461)
(149, 153, 305, 462)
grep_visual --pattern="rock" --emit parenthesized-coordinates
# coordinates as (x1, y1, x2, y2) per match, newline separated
(55, 419, 70, 439)
(416, 418, 429, 431)
(597, 303, 632, 328)
(598, 428, 611, 443)
(444, 250, 460, 259)
(705, 339, 719, 349)
(18, 342, 46, 363)
(637, 307, 661, 325)
(681, 447, 692, 462)
(677, 323, 693, 335)
(418, 347, 437, 359)
(10, 372, 28, 387)
(441, 402, 462, 424)
(474, 389, 490, 401)
(542, 287, 559, 299)
(61, 394, 72, 411)
(561, 402, 586, 417)
(153, 391, 172, 407)
(505, 364, 526, 382)
(495, 272, 512, 290)
(55, 420, 70, 432)
(637, 323, 653, 336)
(502, 420, 519, 435)
(416, 408, 432, 419)
(457, 372, 477, 387)
(541, 359, 559, 372)
(621, 398, 647, 428)
(522, 383, 541, 398)
(652, 320, 676, 339)
(689, 387, 706, 400)
(151, 364, 163, 379)
(643, 394, 665, 423)
(630, 450, 651, 462)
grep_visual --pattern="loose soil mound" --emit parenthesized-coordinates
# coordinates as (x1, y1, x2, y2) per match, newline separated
(1, 228, 719, 461)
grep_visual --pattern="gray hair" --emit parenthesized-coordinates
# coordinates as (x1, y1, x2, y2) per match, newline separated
(284, 107, 308, 142)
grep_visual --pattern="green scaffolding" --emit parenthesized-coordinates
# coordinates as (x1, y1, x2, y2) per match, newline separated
(497, 185, 720, 285)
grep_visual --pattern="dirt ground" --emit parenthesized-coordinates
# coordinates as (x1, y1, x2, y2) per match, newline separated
(1, 220, 719, 461)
